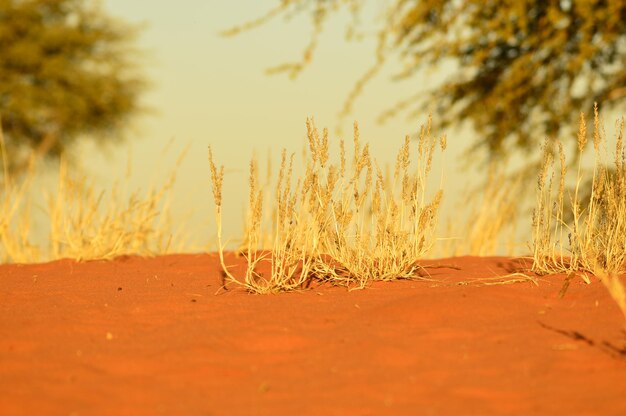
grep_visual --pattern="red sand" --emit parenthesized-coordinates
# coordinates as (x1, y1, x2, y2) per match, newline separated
(1, 253, 625, 415)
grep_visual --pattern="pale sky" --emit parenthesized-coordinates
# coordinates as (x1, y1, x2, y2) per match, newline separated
(81, 0, 480, 250)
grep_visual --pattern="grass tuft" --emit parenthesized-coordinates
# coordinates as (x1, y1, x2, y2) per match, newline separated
(1, 125, 186, 263)
(208, 117, 446, 292)
(0, 127, 39, 263)
(532, 104, 626, 319)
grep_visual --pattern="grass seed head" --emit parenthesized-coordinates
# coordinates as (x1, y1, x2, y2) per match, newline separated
(395, 136, 410, 181)
(578, 111, 587, 152)
(208, 146, 224, 208)
(440, 134, 447, 151)
(306, 118, 319, 165)
(249, 157, 258, 212)
(353, 121, 361, 167)
(320, 128, 329, 168)
(339, 138, 346, 178)
(615, 118, 624, 172)
(593, 102, 600, 152)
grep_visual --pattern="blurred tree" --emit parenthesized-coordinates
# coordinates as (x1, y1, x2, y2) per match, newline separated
(0, 0, 145, 174)
(224, 0, 626, 160)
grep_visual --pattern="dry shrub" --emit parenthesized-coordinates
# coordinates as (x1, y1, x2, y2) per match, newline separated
(208, 116, 446, 292)
(532, 103, 626, 319)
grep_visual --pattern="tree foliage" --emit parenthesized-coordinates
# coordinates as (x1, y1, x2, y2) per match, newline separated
(0, 0, 145, 172)
(226, 0, 626, 159)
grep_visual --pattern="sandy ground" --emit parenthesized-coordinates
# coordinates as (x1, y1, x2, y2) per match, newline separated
(1, 253, 625, 415)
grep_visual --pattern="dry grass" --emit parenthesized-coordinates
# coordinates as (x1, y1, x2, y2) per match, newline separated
(455, 273, 539, 287)
(46, 157, 184, 261)
(435, 164, 522, 257)
(0, 129, 40, 263)
(0, 128, 187, 263)
(209, 116, 446, 292)
(5, 104, 625, 322)
(532, 103, 626, 319)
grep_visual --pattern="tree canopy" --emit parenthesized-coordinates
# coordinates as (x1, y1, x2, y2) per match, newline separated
(0, 0, 145, 173)
(225, 0, 626, 159)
